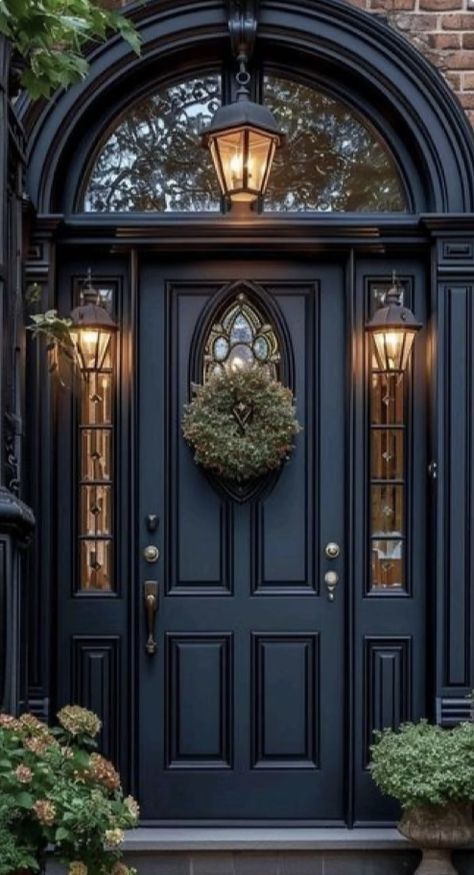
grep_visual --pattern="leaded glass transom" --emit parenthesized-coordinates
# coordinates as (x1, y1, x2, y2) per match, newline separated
(203, 294, 280, 382)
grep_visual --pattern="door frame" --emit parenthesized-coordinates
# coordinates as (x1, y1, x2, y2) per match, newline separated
(28, 223, 440, 826)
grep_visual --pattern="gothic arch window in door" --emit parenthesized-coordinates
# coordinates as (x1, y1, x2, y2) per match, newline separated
(203, 292, 281, 383)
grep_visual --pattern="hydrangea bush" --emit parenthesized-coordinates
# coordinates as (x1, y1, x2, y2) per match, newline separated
(0, 706, 138, 875)
(370, 719, 474, 810)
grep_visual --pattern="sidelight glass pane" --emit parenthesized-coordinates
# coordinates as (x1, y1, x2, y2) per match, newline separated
(370, 373, 404, 425)
(80, 539, 113, 592)
(81, 373, 113, 425)
(371, 539, 404, 590)
(370, 430, 404, 481)
(263, 75, 407, 213)
(80, 429, 112, 481)
(80, 485, 113, 536)
(371, 484, 404, 536)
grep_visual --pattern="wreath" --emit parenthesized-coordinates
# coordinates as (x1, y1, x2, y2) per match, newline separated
(182, 369, 301, 483)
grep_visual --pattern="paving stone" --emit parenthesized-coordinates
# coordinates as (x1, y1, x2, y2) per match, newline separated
(124, 851, 191, 875)
(321, 850, 418, 875)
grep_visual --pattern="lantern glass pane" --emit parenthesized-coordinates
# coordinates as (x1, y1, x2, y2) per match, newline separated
(213, 130, 246, 197)
(247, 130, 273, 194)
(372, 329, 406, 372)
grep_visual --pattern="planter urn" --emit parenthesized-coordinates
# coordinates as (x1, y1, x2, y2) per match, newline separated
(398, 801, 474, 875)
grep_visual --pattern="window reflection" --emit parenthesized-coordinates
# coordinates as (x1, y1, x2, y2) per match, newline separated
(263, 75, 407, 212)
(84, 76, 222, 212)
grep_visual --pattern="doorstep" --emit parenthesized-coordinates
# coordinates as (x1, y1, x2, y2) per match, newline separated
(123, 827, 410, 850)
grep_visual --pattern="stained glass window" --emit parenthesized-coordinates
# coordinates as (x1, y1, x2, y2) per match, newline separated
(203, 293, 280, 382)
(368, 280, 410, 593)
(83, 75, 222, 212)
(263, 75, 407, 213)
(77, 282, 116, 592)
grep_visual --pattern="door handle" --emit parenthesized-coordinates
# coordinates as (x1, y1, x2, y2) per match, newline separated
(144, 581, 159, 655)
(325, 570, 339, 602)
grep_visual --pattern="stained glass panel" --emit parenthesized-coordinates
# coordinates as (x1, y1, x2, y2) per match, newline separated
(203, 293, 280, 382)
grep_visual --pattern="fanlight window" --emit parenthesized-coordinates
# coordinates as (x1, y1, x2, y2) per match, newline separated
(203, 293, 280, 382)
(263, 75, 407, 212)
(82, 72, 407, 213)
(84, 76, 222, 212)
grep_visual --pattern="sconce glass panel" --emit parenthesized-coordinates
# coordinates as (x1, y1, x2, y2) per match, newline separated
(368, 279, 410, 593)
(76, 281, 116, 592)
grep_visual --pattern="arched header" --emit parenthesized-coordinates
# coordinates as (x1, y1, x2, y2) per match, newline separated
(22, 0, 474, 214)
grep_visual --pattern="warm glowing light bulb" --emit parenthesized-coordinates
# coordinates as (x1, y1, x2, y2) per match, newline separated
(230, 152, 242, 183)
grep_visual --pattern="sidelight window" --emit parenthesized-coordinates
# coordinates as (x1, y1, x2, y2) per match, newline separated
(77, 282, 116, 592)
(368, 280, 411, 593)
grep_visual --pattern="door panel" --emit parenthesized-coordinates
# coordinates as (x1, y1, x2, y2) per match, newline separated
(138, 259, 346, 822)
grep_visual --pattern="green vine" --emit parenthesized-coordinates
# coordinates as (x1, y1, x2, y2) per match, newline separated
(182, 369, 301, 483)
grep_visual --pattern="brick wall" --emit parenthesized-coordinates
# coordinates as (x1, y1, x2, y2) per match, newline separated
(102, 0, 474, 129)
(344, 0, 474, 126)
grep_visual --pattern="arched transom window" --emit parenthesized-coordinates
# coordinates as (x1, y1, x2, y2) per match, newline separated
(82, 72, 408, 213)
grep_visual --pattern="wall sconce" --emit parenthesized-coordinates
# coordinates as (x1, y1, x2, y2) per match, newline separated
(70, 271, 118, 376)
(365, 275, 422, 373)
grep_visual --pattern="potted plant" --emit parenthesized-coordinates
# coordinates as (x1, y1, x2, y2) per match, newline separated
(0, 706, 139, 875)
(370, 719, 474, 874)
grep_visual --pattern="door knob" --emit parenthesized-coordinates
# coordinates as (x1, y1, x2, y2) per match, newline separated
(143, 545, 160, 563)
(325, 542, 340, 559)
(325, 570, 339, 602)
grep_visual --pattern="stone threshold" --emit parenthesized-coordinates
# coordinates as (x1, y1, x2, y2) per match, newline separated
(123, 827, 415, 852)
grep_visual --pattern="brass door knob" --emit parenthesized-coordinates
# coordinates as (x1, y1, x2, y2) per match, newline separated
(143, 545, 160, 563)
(325, 542, 341, 559)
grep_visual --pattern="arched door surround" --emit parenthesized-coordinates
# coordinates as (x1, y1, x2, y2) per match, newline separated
(22, 0, 474, 215)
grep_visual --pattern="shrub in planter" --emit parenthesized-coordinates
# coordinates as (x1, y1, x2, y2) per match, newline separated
(370, 720, 474, 875)
(0, 706, 139, 875)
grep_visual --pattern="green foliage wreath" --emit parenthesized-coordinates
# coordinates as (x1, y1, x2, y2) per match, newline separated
(182, 369, 301, 483)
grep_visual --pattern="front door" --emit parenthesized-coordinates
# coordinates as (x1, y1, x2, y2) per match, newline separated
(138, 258, 346, 822)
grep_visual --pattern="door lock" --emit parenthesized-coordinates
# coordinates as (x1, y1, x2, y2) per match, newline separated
(325, 570, 339, 602)
(143, 545, 160, 563)
(325, 542, 341, 559)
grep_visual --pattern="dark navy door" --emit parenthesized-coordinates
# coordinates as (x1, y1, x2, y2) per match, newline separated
(138, 258, 346, 822)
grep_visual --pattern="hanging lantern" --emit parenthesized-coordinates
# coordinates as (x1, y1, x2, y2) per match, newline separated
(202, 57, 284, 204)
(365, 275, 422, 373)
(70, 272, 118, 376)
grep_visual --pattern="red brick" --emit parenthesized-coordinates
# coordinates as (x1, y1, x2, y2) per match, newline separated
(445, 71, 462, 88)
(458, 91, 474, 107)
(371, 0, 416, 8)
(428, 32, 461, 48)
(420, 0, 461, 9)
(441, 12, 474, 28)
(444, 50, 474, 67)
(463, 32, 474, 48)
(347, 0, 369, 7)
(466, 110, 474, 128)
(394, 12, 438, 29)
(463, 71, 474, 87)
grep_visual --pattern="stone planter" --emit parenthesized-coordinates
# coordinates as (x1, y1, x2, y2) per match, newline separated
(398, 801, 474, 874)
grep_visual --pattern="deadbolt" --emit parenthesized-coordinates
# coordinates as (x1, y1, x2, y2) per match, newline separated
(143, 545, 160, 563)
(325, 542, 341, 559)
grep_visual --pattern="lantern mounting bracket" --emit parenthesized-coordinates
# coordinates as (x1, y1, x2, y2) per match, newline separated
(226, 0, 259, 63)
